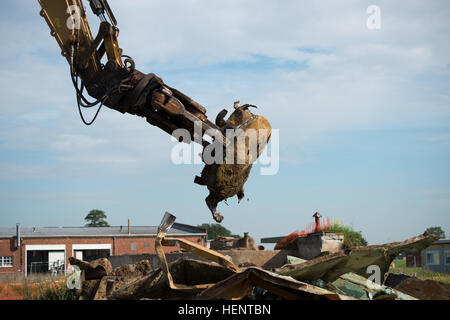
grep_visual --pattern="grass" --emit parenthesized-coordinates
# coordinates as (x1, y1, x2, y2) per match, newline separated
(330, 220, 368, 249)
(29, 281, 79, 300)
(388, 260, 450, 284)
(0, 274, 79, 300)
(0, 273, 61, 284)
(391, 259, 406, 268)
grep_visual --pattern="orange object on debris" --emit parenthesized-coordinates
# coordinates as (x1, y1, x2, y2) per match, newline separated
(275, 215, 331, 250)
(274, 230, 307, 250)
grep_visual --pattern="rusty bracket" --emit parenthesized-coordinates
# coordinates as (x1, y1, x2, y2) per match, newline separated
(155, 230, 239, 292)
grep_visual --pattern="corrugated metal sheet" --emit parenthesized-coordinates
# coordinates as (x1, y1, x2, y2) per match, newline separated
(431, 239, 450, 245)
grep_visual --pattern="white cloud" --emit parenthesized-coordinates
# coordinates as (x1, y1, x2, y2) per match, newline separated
(0, 0, 447, 176)
(102, 0, 450, 71)
(51, 134, 106, 152)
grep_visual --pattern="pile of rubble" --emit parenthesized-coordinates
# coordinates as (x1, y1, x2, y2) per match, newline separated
(210, 232, 258, 250)
(68, 231, 450, 300)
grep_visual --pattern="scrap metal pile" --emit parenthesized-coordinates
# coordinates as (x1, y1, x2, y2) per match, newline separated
(67, 213, 449, 300)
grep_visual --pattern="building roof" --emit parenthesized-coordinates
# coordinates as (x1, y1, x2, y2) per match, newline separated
(0, 223, 206, 238)
(431, 238, 450, 245)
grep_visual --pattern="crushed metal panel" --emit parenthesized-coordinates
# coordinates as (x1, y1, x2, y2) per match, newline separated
(69, 257, 112, 280)
(277, 252, 348, 282)
(111, 258, 236, 300)
(112, 259, 153, 277)
(93, 276, 142, 300)
(332, 273, 417, 300)
(78, 279, 102, 300)
(71, 258, 152, 300)
(285, 256, 308, 265)
(162, 237, 239, 272)
(278, 233, 438, 283)
(384, 273, 412, 288)
(197, 266, 355, 300)
(198, 107, 272, 223)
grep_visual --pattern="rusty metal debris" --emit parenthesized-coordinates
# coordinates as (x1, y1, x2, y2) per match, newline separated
(68, 213, 444, 300)
(68, 257, 112, 280)
(195, 104, 272, 223)
(155, 212, 240, 292)
(277, 233, 439, 283)
(113, 260, 152, 277)
(112, 259, 237, 300)
(69, 257, 152, 300)
(210, 232, 257, 250)
(330, 272, 417, 300)
(197, 267, 355, 300)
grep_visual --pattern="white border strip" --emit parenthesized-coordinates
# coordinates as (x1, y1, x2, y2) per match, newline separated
(25, 244, 66, 251)
(72, 244, 111, 250)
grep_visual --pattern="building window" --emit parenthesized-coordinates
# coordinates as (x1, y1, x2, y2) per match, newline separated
(425, 251, 440, 265)
(144, 243, 150, 247)
(0, 256, 13, 267)
(131, 243, 136, 251)
(445, 251, 450, 265)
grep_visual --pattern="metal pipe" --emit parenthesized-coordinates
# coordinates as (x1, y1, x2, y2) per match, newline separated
(16, 223, 20, 249)
(16, 223, 22, 274)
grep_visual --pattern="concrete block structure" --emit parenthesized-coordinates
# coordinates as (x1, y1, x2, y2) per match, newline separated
(294, 232, 345, 260)
(261, 232, 345, 260)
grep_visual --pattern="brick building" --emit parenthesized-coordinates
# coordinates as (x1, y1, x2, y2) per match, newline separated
(0, 223, 207, 276)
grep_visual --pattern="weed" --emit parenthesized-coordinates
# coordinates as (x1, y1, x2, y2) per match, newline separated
(388, 266, 450, 284)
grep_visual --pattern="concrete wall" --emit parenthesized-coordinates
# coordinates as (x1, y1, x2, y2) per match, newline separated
(218, 250, 296, 269)
(294, 232, 344, 260)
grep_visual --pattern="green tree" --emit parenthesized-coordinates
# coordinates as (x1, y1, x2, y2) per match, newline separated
(426, 226, 446, 239)
(330, 221, 368, 249)
(198, 223, 236, 240)
(84, 209, 110, 227)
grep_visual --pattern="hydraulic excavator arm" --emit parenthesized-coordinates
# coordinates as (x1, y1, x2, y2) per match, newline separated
(38, 0, 224, 142)
(37, 0, 272, 222)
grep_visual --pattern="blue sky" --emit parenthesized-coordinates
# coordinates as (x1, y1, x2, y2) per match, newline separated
(0, 0, 449, 247)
